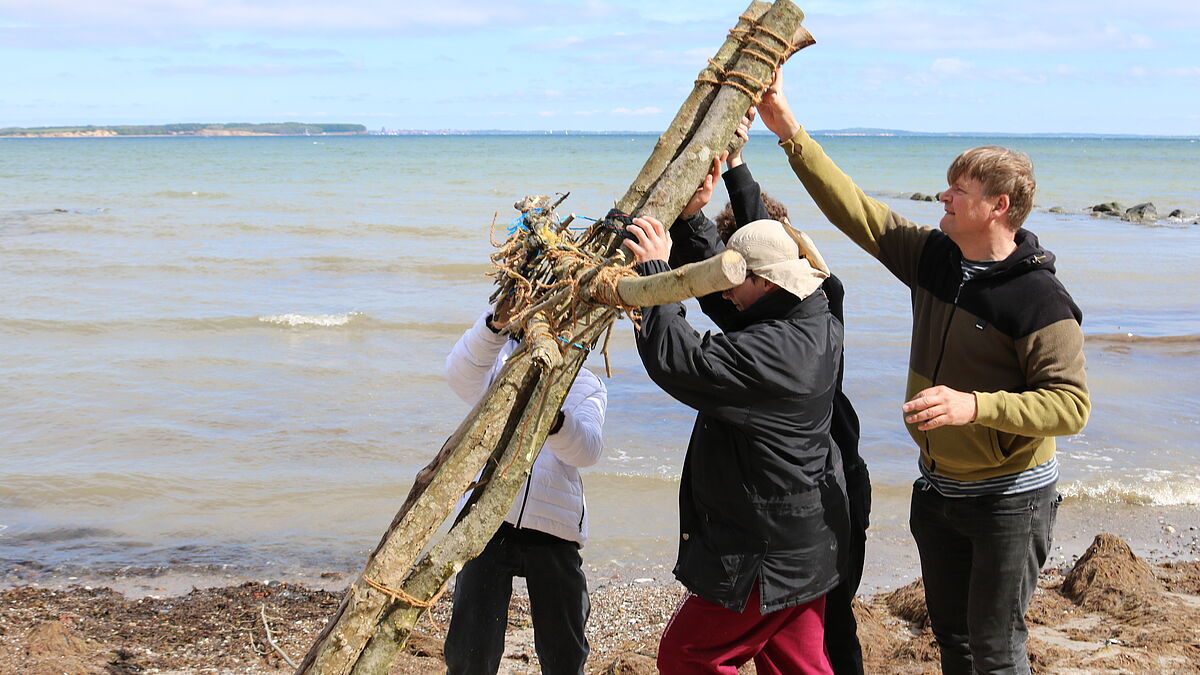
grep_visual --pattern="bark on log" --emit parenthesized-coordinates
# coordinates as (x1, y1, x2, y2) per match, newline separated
(347, 314, 609, 672)
(294, 355, 542, 673)
(636, 0, 807, 227)
(615, 0, 770, 215)
(612, 249, 746, 307)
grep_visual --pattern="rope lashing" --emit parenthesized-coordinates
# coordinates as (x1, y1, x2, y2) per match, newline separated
(362, 576, 449, 630)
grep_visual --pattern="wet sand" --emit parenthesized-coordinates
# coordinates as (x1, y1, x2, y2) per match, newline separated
(3, 534, 1200, 674)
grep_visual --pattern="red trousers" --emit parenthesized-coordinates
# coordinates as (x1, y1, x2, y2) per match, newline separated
(657, 583, 833, 675)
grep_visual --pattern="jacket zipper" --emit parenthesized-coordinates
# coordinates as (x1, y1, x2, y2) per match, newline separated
(514, 477, 532, 529)
(925, 280, 964, 472)
(577, 476, 586, 531)
(931, 281, 964, 384)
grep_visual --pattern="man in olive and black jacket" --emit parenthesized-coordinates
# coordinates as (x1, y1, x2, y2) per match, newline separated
(758, 67, 1090, 674)
(624, 215, 849, 675)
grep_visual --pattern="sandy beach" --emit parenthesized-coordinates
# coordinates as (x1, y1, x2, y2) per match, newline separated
(3, 533, 1199, 674)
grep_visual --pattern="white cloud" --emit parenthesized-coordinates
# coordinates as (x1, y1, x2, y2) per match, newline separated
(931, 58, 972, 76)
(0, 0, 639, 33)
(154, 62, 364, 77)
(811, 5, 1167, 53)
(517, 36, 585, 52)
(611, 106, 660, 115)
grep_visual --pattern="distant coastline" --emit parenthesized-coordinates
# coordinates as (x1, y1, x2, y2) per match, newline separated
(0, 122, 367, 138)
(3, 123, 1194, 140)
(361, 128, 1200, 140)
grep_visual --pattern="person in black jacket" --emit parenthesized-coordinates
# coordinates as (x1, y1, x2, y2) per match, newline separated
(623, 211, 849, 675)
(672, 131, 872, 675)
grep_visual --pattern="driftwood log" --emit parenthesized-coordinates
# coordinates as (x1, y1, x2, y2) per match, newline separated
(615, 249, 746, 307)
(296, 3, 811, 673)
(616, 0, 770, 215)
(619, 0, 813, 220)
(635, 0, 810, 226)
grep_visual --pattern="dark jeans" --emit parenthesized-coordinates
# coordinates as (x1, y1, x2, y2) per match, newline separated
(910, 480, 1060, 675)
(825, 472, 870, 675)
(444, 525, 590, 675)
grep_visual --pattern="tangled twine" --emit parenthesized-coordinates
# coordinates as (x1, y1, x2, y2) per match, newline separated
(486, 197, 642, 376)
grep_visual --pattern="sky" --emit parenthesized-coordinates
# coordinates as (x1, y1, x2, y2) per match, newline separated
(1, 0, 1198, 135)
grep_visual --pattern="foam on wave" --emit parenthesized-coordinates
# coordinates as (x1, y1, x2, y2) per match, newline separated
(257, 312, 361, 327)
(1060, 476, 1200, 506)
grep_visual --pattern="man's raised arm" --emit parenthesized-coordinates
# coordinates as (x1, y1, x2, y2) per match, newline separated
(757, 67, 927, 286)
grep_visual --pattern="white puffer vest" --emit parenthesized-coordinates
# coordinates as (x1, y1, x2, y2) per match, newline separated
(444, 312, 606, 546)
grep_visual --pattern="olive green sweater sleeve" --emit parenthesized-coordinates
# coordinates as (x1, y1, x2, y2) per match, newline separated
(974, 318, 1091, 437)
(780, 128, 931, 288)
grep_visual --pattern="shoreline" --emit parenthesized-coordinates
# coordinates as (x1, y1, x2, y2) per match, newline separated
(5, 494, 1198, 601)
(0, 131, 368, 139)
(2, 533, 1198, 674)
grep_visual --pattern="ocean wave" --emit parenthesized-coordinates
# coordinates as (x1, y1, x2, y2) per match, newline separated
(0, 315, 470, 336)
(1060, 477, 1200, 506)
(152, 190, 232, 200)
(257, 312, 362, 327)
(1085, 333, 1200, 345)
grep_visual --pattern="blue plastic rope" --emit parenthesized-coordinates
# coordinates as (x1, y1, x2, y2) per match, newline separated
(556, 335, 591, 352)
(508, 208, 597, 234)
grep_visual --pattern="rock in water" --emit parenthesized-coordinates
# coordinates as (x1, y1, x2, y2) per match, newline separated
(1125, 202, 1157, 221)
(1090, 201, 1124, 214)
(1062, 533, 1163, 611)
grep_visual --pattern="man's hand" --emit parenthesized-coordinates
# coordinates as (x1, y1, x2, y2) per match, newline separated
(680, 152, 726, 218)
(757, 66, 801, 142)
(727, 110, 755, 169)
(488, 295, 516, 331)
(903, 386, 978, 431)
(622, 216, 672, 264)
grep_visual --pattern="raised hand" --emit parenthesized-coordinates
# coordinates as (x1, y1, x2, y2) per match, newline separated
(728, 110, 755, 169)
(757, 66, 801, 142)
(680, 153, 725, 218)
(622, 216, 672, 264)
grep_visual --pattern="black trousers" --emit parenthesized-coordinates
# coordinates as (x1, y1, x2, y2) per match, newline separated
(825, 470, 870, 675)
(910, 481, 1059, 675)
(444, 524, 590, 675)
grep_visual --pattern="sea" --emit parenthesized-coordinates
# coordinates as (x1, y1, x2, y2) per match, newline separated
(2, 133, 1199, 596)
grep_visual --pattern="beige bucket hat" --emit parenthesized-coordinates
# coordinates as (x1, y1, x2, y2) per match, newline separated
(727, 219, 830, 300)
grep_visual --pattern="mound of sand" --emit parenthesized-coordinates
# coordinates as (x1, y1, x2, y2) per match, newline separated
(881, 578, 929, 627)
(1062, 533, 1164, 611)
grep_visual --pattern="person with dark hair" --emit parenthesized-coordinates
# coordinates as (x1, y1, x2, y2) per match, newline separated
(670, 120, 872, 675)
(758, 67, 1089, 674)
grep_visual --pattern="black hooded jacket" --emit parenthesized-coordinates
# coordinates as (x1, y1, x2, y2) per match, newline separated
(634, 258, 848, 613)
(671, 163, 871, 531)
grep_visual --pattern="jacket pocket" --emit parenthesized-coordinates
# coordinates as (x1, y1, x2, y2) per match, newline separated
(925, 423, 1006, 475)
(995, 430, 1040, 463)
(676, 517, 766, 610)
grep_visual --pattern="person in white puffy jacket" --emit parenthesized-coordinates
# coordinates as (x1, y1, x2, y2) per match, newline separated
(442, 305, 607, 675)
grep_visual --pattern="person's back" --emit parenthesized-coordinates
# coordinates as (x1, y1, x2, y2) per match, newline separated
(671, 147, 870, 674)
(625, 215, 847, 675)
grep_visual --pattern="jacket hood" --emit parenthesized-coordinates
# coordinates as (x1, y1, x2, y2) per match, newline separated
(979, 228, 1057, 280)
